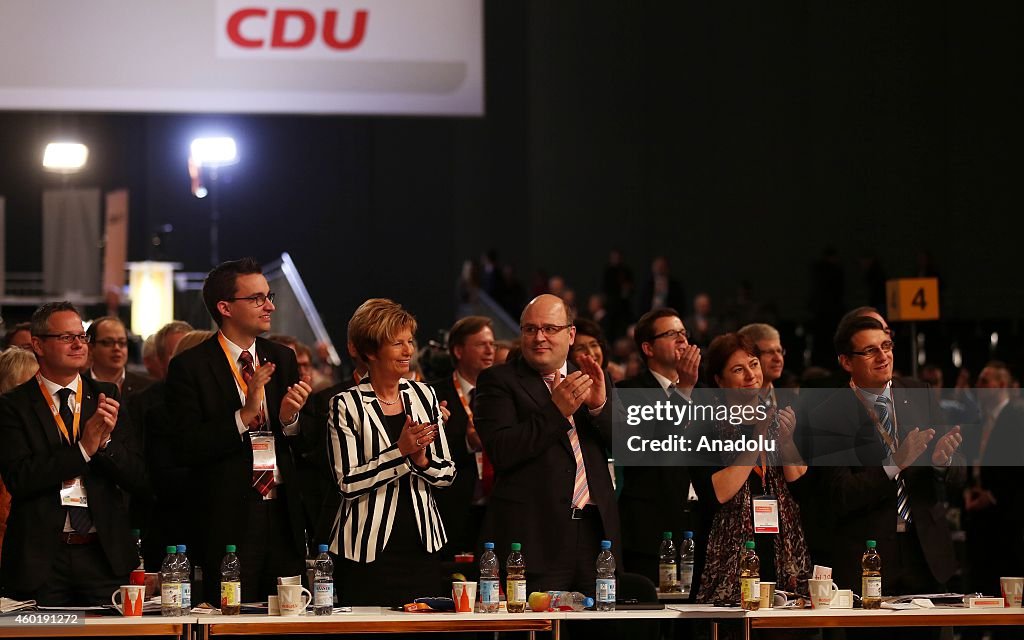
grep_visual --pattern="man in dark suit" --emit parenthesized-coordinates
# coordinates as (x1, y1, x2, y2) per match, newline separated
(0, 302, 145, 605)
(617, 307, 700, 588)
(165, 258, 313, 604)
(85, 316, 153, 404)
(431, 316, 496, 558)
(475, 294, 619, 593)
(809, 315, 963, 603)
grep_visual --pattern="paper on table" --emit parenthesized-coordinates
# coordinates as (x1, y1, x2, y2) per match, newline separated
(0, 597, 36, 613)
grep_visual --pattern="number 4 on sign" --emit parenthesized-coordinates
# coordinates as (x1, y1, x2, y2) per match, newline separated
(886, 278, 940, 321)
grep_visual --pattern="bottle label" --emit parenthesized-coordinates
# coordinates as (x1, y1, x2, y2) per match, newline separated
(659, 564, 679, 589)
(596, 578, 616, 603)
(314, 582, 334, 607)
(681, 564, 694, 588)
(863, 576, 881, 598)
(508, 579, 526, 603)
(161, 583, 181, 606)
(740, 577, 760, 604)
(221, 581, 241, 607)
(181, 583, 191, 609)
(479, 579, 500, 605)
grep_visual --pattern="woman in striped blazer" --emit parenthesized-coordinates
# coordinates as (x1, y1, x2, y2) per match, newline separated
(327, 299, 455, 606)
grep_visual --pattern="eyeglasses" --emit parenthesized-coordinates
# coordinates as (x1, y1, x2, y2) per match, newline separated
(849, 341, 894, 359)
(36, 333, 91, 345)
(520, 324, 572, 337)
(760, 347, 786, 357)
(224, 292, 276, 307)
(652, 329, 689, 341)
(95, 338, 128, 349)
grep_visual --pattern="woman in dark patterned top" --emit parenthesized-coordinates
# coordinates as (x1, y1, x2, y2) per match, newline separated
(691, 333, 811, 604)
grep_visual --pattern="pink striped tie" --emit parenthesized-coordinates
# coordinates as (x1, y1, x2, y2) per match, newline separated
(543, 372, 591, 509)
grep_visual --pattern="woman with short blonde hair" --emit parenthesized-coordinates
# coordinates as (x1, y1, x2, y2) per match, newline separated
(0, 348, 39, 394)
(328, 298, 454, 606)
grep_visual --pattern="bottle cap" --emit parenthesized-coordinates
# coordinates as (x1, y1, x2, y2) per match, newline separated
(683, 531, 694, 539)
(601, 540, 611, 549)
(866, 540, 877, 549)
(226, 544, 237, 553)
(584, 597, 595, 608)
(177, 544, 187, 553)
(166, 545, 177, 554)
(318, 544, 329, 553)
(484, 542, 494, 550)
(510, 542, 521, 551)
(745, 540, 756, 549)
(663, 531, 673, 540)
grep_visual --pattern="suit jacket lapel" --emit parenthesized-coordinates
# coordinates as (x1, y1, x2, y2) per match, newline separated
(515, 359, 573, 456)
(206, 338, 243, 412)
(256, 339, 282, 429)
(29, 384, 63, 448)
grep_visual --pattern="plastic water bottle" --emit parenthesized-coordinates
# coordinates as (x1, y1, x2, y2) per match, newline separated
(506, 542, 527, 613)
(738, 540, 760, 610)
(595, 540, 616, 611)
(550, 591, 594, 611)
(176, 545, 191, 615)
(862, 539, 882, 610)
(680, 531, 695, 597)
(160, 545, 181, 616)
(313, 544, 334, 615)
(220, 544, 241, 615)
(658, 532, 679, 593)
(479, 542, 500, 613)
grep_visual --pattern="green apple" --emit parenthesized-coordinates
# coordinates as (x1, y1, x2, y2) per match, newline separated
(528, 591, 551, 612)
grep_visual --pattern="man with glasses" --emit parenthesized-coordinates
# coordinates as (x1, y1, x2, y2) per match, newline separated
(86, 316, 153, 404)
(475, 294, 619, 594)
(165, 258, 313, 605)
(3, 322, 33, 351)
(0, 301, 144, 605)
(617, 307, 701, 592)
(809, 315, 963, 633)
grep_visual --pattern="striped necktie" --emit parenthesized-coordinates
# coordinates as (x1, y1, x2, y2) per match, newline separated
(875, 396, 912, 524)
(543, 372, 591, 509)
(239, 351, 274, 496)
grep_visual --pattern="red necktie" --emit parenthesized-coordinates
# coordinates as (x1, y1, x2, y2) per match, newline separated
(239, 351, 274, 496)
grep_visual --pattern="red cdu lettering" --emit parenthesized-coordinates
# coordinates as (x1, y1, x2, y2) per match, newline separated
(271, 9, 316, 48)
(227, 8, 268, 48)
(322, 9, 368, 50)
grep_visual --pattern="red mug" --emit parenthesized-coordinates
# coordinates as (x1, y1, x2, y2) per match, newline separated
(130, 569, 146, 586)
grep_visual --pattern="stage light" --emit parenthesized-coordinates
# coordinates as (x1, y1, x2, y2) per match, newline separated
(190, 137, 238, 167)
(43, 142, 88, 173)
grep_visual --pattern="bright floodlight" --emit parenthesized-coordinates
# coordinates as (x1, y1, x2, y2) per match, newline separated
(190, 137, 238, 167)
(43, 142, 88, 173)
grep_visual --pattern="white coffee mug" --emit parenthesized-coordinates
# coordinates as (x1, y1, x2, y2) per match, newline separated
(267, 595, 280, 615)
(111, 584, 146, 617)
(808, 579, 838, 609)
(277, 584, 312, 616)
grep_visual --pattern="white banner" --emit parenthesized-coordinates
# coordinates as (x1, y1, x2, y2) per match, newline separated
(0, 0, 483, 115)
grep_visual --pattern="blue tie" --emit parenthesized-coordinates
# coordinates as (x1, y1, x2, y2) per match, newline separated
(58, 388, 94, 534)
(875, 396, 912, 524)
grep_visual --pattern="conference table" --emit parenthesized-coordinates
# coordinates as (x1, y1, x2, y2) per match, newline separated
(1, 604, 1023, 639)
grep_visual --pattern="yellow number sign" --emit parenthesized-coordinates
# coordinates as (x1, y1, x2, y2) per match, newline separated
(886, 278, 939, 321)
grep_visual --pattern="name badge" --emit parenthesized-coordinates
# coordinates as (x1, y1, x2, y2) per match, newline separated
(752, 496, 780, 534)
(61, 476, 89, 507)
(251, 435, 277, 472)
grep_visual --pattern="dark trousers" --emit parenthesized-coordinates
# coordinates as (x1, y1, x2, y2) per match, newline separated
(846, 527, 943, 640)
(530, 505, 604, 594)
(202, 493, 305, 605)
(23, 540, 125, 607)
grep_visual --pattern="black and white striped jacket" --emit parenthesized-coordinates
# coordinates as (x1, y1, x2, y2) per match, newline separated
(326, 378, 455, 562)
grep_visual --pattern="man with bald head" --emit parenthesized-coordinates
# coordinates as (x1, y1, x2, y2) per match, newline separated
(475, 294, 619, 594)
